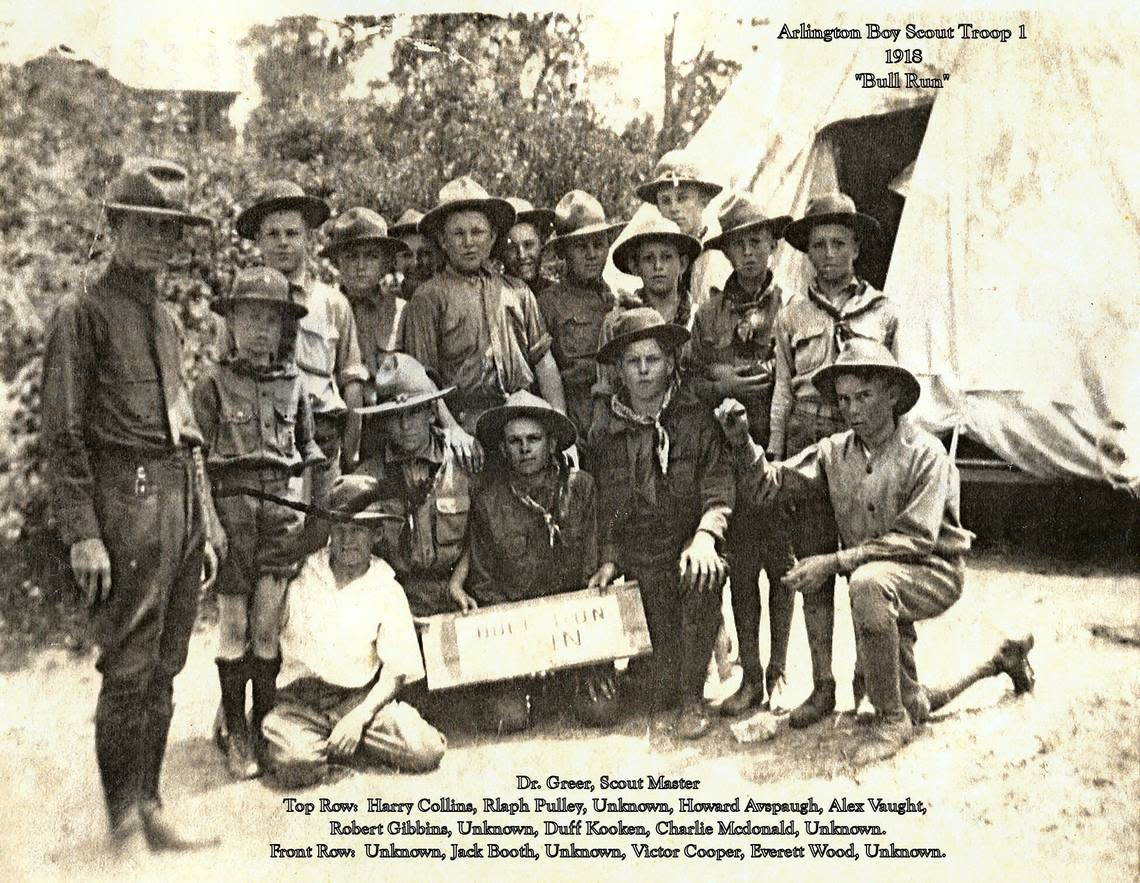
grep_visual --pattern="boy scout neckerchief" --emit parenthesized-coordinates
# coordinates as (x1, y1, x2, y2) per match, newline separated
(608, 379, 678, 505)
(508, 469, 565, 548)
(806, 278, 883, 349)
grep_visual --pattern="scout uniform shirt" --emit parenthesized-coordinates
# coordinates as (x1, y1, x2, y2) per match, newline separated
(769, 279, 898, 457)
(737, 419, 974, 573)
(536, 278, 615, 439)
(192, 357, 324, 476)
(690, 270, 783, 446)
(278, 549, 425, 690)
(361, 432, 473, 617)
(465, 466, 597, 606)
(41, 261, 205, 545)
(349, 293, 407, 389)
(400, 262, 552, 427)
(293, 273, 369, 420)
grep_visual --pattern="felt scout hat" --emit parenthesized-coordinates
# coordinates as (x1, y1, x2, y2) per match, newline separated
(210, 266, 307, 320)
(475, 389, 578, 453)
(544, 190, 625, 253)
(235, 180, 330, 240)
(595, 306, 691, 365)
(811, 338, 920, 416)
(635, 149, 724, 204)
(610, 209, 702, 276)
(782, 192, 882, 253)
(418, 176, 516, 241)
(103, 157, 211, 227)
(504, 197, 556, 239)
(355, 352, 454, 416)
(320, 207, 408, 259)
(325, 474, 403, 527)
(389, 209, 425, 238)
(703, 191, 792, 251)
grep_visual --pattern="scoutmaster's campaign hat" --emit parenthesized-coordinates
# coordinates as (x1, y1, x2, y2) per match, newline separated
(103, 157, 211, 227)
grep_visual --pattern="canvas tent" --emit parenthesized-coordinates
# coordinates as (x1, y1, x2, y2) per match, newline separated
(678, 12, 1139, 490)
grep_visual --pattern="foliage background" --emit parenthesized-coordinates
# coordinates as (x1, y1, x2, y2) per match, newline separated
(0, 13, 740, 657)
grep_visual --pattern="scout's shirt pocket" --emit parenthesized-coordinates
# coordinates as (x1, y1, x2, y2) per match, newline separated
(272, 390, 299, 457)
(433, 494, 470, 553)
(560, 314, 602, 361)
(790, 322, 831, 377)
(217, 394, 257, 457)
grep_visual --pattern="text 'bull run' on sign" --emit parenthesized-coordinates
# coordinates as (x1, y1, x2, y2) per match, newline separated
(420, 584, 651, 689)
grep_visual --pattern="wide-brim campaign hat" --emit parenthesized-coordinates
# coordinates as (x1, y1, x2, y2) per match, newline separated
(635, 149, 724, 204)
(325, 474, 404, 527)
(389, 208, 425, 238)
(545, 190, 625, 252)
(235, 180, 330, 240)
(210, 266, 307, 320)
(505, 197, 556, 238)
(811, 338, 920, 416)
(320, 207, 408, 259)
(610, 210, 702, 276)
(783, 192, 882, 253)
(355, 352, 455, 416)
(703, 191, 792, 251)
(595, 306, 691, 365)
(475, 389, 578, 453)
(103, 157, 211, 227)
(418, 176, 516, 241)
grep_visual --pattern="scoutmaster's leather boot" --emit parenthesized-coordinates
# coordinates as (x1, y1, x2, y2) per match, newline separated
(790, 597, 836, 728)
(216, 656, 260, 779)
(852, 624, 915, 766)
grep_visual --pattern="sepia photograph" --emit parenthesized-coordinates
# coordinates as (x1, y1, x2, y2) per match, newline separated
(0, 1, 1136, 880)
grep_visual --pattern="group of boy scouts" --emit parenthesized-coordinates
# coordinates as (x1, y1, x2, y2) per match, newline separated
(40, 151, 1036, 852)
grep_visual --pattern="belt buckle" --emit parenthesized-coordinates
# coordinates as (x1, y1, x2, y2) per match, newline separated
(134, 466, 148, 496)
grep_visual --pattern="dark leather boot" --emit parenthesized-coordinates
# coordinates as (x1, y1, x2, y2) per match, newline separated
(140, 799, 221, 852)
(790, 596, 836, 728)
(249, 654, 281, 739)
(216, 657, 260, 779)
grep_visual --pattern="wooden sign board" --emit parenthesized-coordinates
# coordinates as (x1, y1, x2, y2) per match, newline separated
(419, 583, 651, 690)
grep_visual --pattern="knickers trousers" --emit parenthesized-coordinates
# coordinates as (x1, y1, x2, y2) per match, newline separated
(91, 451, 206, 825)
(263, 678, 446, 787)
(848, 558, 964, 704)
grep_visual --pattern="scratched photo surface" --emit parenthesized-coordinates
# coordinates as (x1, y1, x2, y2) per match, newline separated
(1, 1, 1137, 881)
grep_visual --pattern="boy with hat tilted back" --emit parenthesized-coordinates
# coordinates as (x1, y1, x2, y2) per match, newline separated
(691, 191, 794, 715)
(193, 267, 326, 780)
(536, 190, 625, 443)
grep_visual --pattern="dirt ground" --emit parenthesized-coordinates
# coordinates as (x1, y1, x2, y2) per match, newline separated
(1, 551, 1137, 883)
